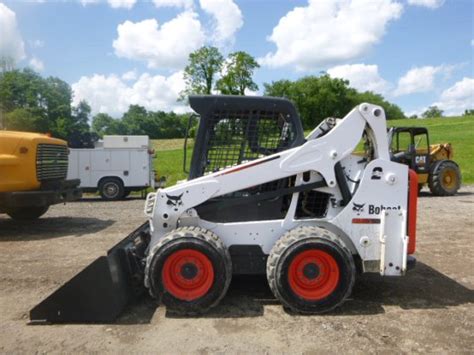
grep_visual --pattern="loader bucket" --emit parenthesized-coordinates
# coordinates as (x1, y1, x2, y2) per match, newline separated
(29, 223, 150, 324)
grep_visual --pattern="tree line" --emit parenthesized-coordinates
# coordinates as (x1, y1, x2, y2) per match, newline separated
(1, 46, 415, 147)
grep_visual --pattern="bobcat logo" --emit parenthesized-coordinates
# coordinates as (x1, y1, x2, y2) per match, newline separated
(166, 193, 184, 210)
(352, 202, 365, 215)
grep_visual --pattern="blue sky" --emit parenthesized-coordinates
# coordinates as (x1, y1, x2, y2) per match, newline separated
(1, 0, 473, 117)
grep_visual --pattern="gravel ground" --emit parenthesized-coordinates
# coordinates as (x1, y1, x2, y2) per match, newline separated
(0, 187, 473, 353)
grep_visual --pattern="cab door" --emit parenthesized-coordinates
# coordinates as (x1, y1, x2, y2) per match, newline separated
(413, 131, 430, 175)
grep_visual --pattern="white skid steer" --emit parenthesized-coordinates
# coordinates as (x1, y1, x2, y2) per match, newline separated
(30, 96, 418, 323)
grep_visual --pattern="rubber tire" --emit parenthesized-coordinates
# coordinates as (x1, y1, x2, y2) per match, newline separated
(267, 226, 356, 314)
(428, 160, 461, 196)
(6, 205, 49, 221)
(99, 178, 124, 200)
(145, 226, 232, 315)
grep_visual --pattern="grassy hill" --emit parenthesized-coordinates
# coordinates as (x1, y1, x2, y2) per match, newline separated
(153, 115, 473, 187)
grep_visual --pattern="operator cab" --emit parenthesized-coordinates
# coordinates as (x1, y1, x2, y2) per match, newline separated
(389, 127, 430, 175)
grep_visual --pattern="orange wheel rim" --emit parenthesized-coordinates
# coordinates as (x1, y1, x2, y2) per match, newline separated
(442, 169, 457, 189)
(162, 249, 214, 301)
(288, 250, 339, 300)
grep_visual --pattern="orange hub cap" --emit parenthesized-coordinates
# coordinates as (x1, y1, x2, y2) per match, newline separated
(162, 249, 214, 301)
(288, 250, 340, 300)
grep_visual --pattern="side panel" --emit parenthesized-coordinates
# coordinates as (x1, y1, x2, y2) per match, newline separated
(130, 150, 150, 186)
(91, 150, 111, 171)
(78, 151, 92, 187)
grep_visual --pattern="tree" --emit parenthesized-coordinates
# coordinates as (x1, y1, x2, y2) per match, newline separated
(264, 74, 406, 128)
(216, 51, 260, 95)
(68, 101, 97, 148)
(0, 68, 94, 147)
(3, 108, 39, 132)
(263, 79, 294, 98)
(92, 113, 122, 136)
(462, 109, 474, 116)
(264, 75, 356, 128)
(181, 46, 224, 99)
(422, 106, 443, 118)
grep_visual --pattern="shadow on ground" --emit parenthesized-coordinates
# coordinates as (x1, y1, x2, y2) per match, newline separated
(116, 261, 474, 323)
(0, 217, 115, 241)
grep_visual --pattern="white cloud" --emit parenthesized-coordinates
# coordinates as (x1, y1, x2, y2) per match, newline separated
(433, 77, 474, 115)
(113, 12, 205, 69)
(80, 0, 100, 6)
(407, 0, 444, 9)
(259, 0, 403, 71)
(394, 65, 452, 96)
(327, 64, 390, 94)
(29, 57, 44, 72)
(79, 0, 136, 9)
(152, 0, 193, 9)
(199, 0, 243, 45)
(72, 71, 188, 117)
(122, 69, 137, 81)
(0, 3, 25, 63)
(108, 0, 137, 9)
(471, 39, 474, 47)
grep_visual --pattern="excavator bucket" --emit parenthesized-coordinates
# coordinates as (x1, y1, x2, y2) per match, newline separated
(29, 223, 150, 324)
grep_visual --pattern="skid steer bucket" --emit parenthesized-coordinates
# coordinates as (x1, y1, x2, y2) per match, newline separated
(29, 223, 150, 324)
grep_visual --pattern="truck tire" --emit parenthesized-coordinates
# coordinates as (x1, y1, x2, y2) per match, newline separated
(6, 205, 49, 221)
(99, 178, 124, 200)
(267, 226, 355, 314)
(145, 226, 232, 315)
(428, 160, 461, 196)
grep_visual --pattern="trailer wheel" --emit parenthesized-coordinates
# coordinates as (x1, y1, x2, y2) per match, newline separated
(146, 227, 232, 315)
(99, 178, 124, 200)
(267, 226, 355, 314)
(6, 205, 49, 221)
(428, 160, 461, 196)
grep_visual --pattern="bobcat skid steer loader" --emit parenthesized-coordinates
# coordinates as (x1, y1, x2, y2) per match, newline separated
(30, 96, 418, 323)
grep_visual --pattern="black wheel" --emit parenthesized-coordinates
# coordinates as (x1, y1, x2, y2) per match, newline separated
(6, 205, 49, 221)
(99, 178, 124, 200)
(145, 226, 232, 315)
(428, 160, 461, 196)
(267, 226, 356, 314)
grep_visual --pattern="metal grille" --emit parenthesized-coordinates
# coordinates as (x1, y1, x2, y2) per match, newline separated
(204, 110, 296, 174)
(295, 191, 330, 219)
(36, 144, 68, 181)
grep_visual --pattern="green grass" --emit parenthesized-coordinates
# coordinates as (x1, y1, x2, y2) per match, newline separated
(153, 115, 474, 187)
(154, 148, 192, 186)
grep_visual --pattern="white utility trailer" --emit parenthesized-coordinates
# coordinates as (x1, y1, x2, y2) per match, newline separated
(67, 135, 156, 200)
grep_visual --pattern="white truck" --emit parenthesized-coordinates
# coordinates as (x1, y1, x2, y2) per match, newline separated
(67, 135, 156, 200)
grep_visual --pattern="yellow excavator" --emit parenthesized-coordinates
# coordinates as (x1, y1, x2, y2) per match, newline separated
(388, 126, 461, 195)
(0, 131, 81, 220)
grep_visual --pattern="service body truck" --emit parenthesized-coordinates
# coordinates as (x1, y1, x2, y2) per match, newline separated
(67, 135, 155, 200)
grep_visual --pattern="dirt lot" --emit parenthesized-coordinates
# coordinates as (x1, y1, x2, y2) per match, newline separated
(1, 187, 473, 353)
